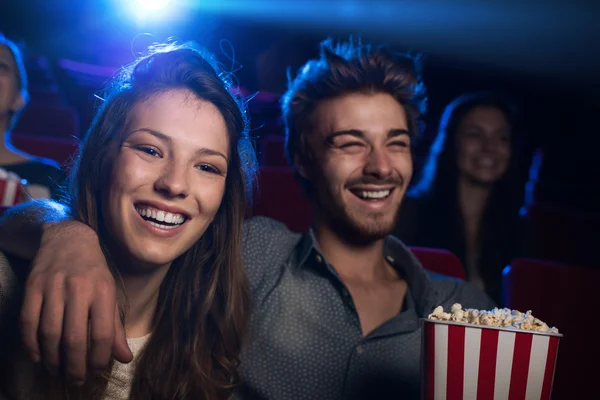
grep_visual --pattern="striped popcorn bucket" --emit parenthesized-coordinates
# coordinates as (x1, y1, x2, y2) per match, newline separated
(422, 319, 562, 400)
(0, 176, 26, 206)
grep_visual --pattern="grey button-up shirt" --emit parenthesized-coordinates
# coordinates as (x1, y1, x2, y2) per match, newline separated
(240, 217, 495, 400)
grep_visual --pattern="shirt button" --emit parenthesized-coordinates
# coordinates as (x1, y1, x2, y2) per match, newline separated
(315, 254, 323, 263)
(356, 345, 365, 354)
(386, 255, 395, 264)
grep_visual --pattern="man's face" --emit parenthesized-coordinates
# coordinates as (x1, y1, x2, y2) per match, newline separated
(298, 92, 412, 242)
(0, 45, 25, 128)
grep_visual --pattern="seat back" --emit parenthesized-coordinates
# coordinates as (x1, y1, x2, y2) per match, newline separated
(526, 204, 599, 267)
(249, 166, 312, 233)
(10, 133, 79, 171)
(503, 258, 600, 399)
(409, 246, 466, 280)
(259, 135, 288, 167)
(13, 104, 80, 138)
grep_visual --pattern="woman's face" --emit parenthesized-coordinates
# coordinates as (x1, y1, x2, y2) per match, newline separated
(456, 105, 511, 185)
(104, 89, 230, 271)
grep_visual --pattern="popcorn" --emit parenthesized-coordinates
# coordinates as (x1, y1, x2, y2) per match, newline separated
(428, 303, 559, 333)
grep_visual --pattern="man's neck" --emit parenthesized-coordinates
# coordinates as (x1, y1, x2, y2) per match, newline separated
(313, 221, 396, 282)
(118, 263, 171, 338)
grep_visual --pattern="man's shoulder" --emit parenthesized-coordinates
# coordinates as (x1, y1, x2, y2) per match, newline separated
(426, 273, 496, 311)
(242, 217, 303, 263)
(241, 217, 305, 293)
(243, 216, 302, 243)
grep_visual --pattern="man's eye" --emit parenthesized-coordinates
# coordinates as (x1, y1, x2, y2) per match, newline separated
(339, 142, 363, 148)
(390, 141, 409, 148)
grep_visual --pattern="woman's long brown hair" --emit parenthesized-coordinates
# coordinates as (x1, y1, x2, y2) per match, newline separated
(60, 43, 256, 399)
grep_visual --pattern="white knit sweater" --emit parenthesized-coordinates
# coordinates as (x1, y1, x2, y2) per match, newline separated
(0, 251, 149, 399)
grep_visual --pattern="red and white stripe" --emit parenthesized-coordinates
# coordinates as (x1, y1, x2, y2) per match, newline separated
(424, 321, 561, 400)
(0, 179, 19, 206)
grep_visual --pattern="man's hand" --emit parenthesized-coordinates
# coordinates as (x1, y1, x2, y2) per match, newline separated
(19, 220, 133, 384)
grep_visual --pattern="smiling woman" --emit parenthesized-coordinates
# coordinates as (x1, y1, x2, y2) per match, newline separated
(0, 42, 257, 399)
(394, 92, 526, 305)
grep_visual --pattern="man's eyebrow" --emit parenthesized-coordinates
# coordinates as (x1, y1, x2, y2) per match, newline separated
(325, 130, 365, 144)
(388, 129, 410, 138)
(325, 129, 410, 144)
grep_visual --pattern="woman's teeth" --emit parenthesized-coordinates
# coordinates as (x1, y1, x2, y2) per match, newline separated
(135, 206, 186, 229)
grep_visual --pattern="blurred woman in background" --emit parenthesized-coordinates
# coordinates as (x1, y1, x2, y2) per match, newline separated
(395, 92, 528, 305)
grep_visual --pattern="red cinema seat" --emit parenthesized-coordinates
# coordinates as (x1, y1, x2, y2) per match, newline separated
(10, 133, 79, 171)
(503, 258, 600, 399)
(409, 247, 466, 280)
(259, 136, 288, 167)
(250, 166, 312, 233)
(13, 104, 80, 138)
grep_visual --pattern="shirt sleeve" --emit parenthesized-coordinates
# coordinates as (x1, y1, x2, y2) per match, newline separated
(242, 217, 301, 299)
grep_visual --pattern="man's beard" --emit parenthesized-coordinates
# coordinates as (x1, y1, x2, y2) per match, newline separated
(316, 189, 401, 246)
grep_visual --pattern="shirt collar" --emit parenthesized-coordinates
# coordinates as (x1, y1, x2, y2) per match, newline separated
(292, 229, 436, 317)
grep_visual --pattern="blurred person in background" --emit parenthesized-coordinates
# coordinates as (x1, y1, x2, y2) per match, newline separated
(0, 34, 65, 200)
(394, 92, 528, 305)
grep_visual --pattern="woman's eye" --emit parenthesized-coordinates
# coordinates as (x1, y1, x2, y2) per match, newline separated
(197, 164, 220, 174)
(137, 146, 160, 157)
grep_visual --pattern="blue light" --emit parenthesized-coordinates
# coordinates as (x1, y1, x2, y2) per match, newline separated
(134, 0, 171, 12)
(120, 0, 177, 24)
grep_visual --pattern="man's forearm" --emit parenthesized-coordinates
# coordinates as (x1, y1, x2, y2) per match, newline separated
(0, 200, 70, 260)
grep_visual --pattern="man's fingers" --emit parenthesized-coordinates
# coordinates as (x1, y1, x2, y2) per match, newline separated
(88, 282, 118, 372)
(20, 277, 43, 363)
(111, 304, 132, 364)
(38, 274, 66, 375)
(62, 276, 93, 384)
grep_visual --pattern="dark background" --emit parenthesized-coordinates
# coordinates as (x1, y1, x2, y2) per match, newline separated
(1, 0, 599, 205)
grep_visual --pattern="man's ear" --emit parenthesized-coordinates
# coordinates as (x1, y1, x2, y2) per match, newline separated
(293, 153, 308, 179)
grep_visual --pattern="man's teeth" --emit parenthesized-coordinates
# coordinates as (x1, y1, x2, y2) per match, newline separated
(358, 190, 391, 199)
(135, 206, 186, 226)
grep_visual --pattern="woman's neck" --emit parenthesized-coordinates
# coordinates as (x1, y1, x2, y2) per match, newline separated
(458, 176, 491, 221)
(118, 263, 171, 338)
(458, 176, 491, 280)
